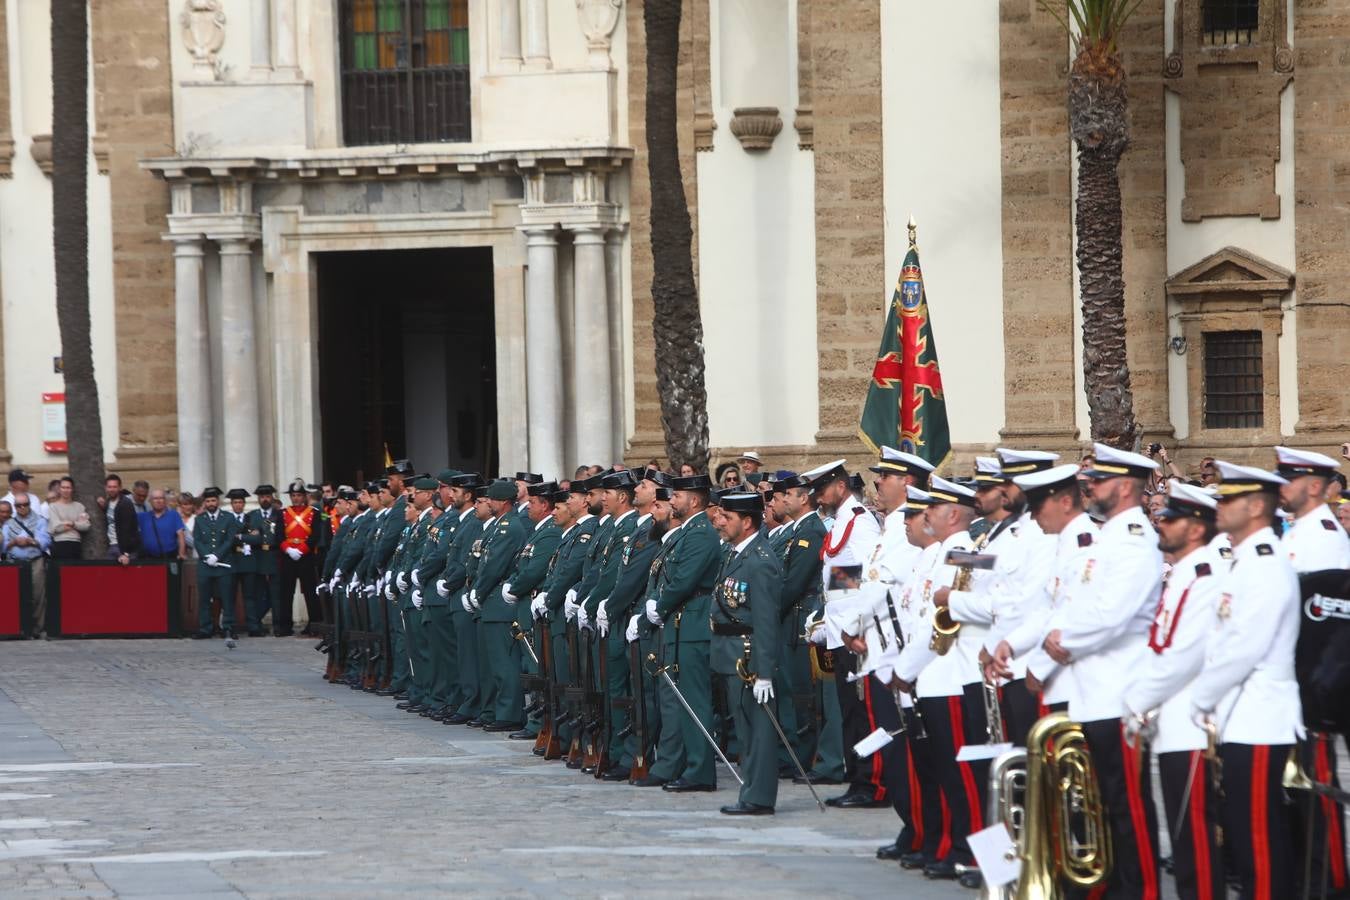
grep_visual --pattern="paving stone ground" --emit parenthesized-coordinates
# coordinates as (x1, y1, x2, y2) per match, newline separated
(0, 637, 986, 898)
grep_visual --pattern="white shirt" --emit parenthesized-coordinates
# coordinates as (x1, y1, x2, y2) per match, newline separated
(1015, 512, 1098, 705)
(825, 509, 914, 647)
(1283, 505, 1350, 572)
(894, 530, 975, 697)
(819, 501, 883, 596)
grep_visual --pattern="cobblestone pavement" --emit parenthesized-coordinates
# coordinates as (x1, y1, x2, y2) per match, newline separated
(0, 637, 989, 898)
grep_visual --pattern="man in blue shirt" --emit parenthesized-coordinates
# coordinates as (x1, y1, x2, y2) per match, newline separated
(3, 493, 51, 638)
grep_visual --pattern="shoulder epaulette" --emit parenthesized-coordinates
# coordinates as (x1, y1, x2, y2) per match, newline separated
(1256, 544, 1274, 556)
(1323, 519, 1339, 532)
(1219, 546, 1233, 560)
(1078, 532, 1093, 547)
(1127, 522, 1145, 536)
(1195, 562, 1212, 577)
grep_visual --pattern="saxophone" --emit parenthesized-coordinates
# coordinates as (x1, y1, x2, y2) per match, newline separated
(928, 563, 969, 655)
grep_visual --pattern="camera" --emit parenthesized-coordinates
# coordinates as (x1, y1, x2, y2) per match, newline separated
(1147, 442, 1162, 457)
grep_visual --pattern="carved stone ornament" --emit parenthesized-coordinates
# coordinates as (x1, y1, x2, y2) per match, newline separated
(728, 107, 782, 152)
(576, 0, 623, 69)
(693, 112, 716, 151)
(181, 0, 227, 80)
(29, 133, 52, 176)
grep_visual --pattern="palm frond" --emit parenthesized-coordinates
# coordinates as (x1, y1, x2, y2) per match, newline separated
(1037, 0, 1143, 51)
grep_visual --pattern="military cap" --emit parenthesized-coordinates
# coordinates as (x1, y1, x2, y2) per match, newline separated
(201, 486, 223, 499)
(720, 491, 763, 514)
(973, 457, 1006, 485)
(707, 488, 728, 507)
(995, 448, 1061, 476)
(567, 478, 591, 495)
(437, 469, 462, 485)
(653, 486, 672, 502)
(1157, 481, 1218, 521)
(550, 489, 570, 504)
(867, 446, 936, 484)
(451, 472, 484, 489)
(601, 469, 639, 490)
(643, 467, 673, 488)
(337, 485, 359, 501)
(801, 459, 849, 492)
(412, 477, 439, 491)
(1275, 446, 1341, 479)
(362, 481, 381, 494)
(386, 459, 415, 477)
(927, 475, 977, 507)
(225, 488, 250, 501)
(744, 472, 766, 487)
(254, 484, 276, 496)
(849, 473, 866, 494)
(487, 480, 517, 501)
(1081, 442, 1159, 481)
(1012, 464, 1081, 507)
(903, 486, 933, 514)
(670, 473, 712, 491)
(1214, 460, 1287, 497)
(528, 480, 560, 497)
(376, 478, 391, 490)
(286, 478, 309, 495)
(772, 469, 798, 483)
(515, 472, 544, 484)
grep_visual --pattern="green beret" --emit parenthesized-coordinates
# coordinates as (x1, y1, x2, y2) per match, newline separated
(487, 480, 517, 501)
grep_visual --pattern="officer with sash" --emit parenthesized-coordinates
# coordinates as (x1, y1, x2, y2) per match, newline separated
(280, 478, 323, 637)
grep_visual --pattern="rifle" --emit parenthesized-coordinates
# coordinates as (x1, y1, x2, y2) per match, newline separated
(592, 630, 611, 779)
(580, 629, 603, 772)
(563, 620, 586, 768)
(377, 578, 393, 691)
(627, 637, 650, 782)
(532, 615, 563, 759)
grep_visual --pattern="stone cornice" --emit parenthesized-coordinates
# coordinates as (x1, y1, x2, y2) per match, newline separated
(141, 144, 634, 182)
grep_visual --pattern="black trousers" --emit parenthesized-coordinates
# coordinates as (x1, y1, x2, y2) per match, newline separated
(832, 650, 886, 801)
(906, 703, 950, 861)
(1000, 677, 1041, 748)
(918, 694, 984, 866)
(1220, 742, 1294, 900)
(1292, 733, 1349, 896)
(872, 678, 920, 851)
(1158, 749, 1225, 900)
(278, 554, 318, 633)
(1080, 718, 1160, 899)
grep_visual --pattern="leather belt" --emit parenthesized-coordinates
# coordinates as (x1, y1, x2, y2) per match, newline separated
(711, 621, 753, 637)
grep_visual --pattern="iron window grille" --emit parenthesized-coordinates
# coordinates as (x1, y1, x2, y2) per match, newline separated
(1203, 330, 1263, 429)
(1201, 0, 1259, 46)
(339, 0, 470, 146)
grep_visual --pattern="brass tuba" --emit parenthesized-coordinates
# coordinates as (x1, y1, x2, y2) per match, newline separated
(981, 748, 1028, 900)
(1016, 712, 1112, 899)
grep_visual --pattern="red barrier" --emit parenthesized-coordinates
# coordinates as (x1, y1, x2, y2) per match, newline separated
(49, 562, 177, 637)
(0, 564, 21, 638)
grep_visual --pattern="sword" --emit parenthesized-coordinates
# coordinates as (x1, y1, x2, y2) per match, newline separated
(398, 608, 415, 678)
(647, 653, 743, 786)
(511, 621, 541, 666)
(762, 694, 826, 812)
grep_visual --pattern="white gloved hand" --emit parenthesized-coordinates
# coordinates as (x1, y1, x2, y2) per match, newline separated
(436, 578, 449, 599)
(645, 598, 661, 625)
(395, 572, 408, 593)
(327, 575, 338, 592)
(204, 553, 219, 567)
(502, 582, 515, 601)
(564, 589, 579, 621)
(596, 605, 610, 636)
(348, 574, 360, 593)
(531, 594, 548, 620)
(384, 581, 395, 601)
(334, 568, 343, 581)
(240, 544, 252, 557)
(577, 605, 591, 629)
(285, 546, 302, 561)
(411, 569, 421, 587)
(625, 614, 640, 643)
(461, 594, 474, 614)
(753, 678, 774, 705)
(468, 589, 480, 611)
(1190, 705, 1214, 733)
(412, 589, 424, 610)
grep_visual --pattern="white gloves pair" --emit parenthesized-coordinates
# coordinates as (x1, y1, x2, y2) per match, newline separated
(804, 610, 828, 646)
(645, 598, 661, 625)
(596, 605, 610, 637)
(502, 582, 517, 602)
(240, 544, 252, 557)
(204, 553, 219, 567)
(531, 594, 548, 620)
(563, 589, 580, 621)
(284, 546, 303, 561)
(411, 589, 424, 610)
(625, 614, 640, 643)
(752, 678, 774, 705)
(436, 578, 450, 599)
(396, 572, 408, 593)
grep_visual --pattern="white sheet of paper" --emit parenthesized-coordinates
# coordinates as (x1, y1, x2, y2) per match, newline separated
(853, 727, 893, 758)
(967, 822, 1020, 887)
(957, 741, 1014, 762)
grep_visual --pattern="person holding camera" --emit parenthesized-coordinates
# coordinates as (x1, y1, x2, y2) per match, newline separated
(1145, 441, 1186, 485)
(3, 493, 51, 638)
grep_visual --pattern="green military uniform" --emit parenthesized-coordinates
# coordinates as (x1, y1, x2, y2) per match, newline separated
(474, 495, 530, 728)
(761, 518, 800, 770)
(394, 505, 438, 708)
(538, 508, 597, 747)
(440, 485, 484, 716)
(240, 490, 282, 635)
(334, 506, 377, 683)
(599, 511, 662, 772)
(499, 489, 561, 734)
(363, 489, 409, 690)
(415, 478, 468, 715)
(585, 499, 640, 767)
(711, 526, 784, 811)
(781, 508, 839, 779)
(453, 509, 493, 721)
(382, 513, 416, 694)
(648, 505, 723, 787)
(193, 491, 240, 637)
(317, 495, 356, 673)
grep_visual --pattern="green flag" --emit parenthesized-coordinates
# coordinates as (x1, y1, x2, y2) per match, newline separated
(858, 224, 952, 468)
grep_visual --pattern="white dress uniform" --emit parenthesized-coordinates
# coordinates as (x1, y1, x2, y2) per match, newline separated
(825, 508, 916, 649)
(894, 528, 975, 697)
(817, 496, 882, 648)
(1283, 503, 1350, 573)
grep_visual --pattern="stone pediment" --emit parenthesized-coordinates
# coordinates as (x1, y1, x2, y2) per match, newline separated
(1166, 246, 1294, 297)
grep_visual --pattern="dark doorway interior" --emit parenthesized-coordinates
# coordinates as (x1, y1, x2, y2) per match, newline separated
(317, 247, 496, 486)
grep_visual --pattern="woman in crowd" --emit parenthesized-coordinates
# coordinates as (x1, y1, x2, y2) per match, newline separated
(46, 476, 91, 560)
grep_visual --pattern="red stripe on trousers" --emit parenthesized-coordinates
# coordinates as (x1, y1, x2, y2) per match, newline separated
(861, 678, 885, 801)
(1118, 726, 1159, 900)
(1314, 737, 1348, 889)
(1252, 745, 1271, 900)
(1189, 751, 1214, 900)
(948, 696, 983, 831)
(906, 740, 924, 851)
(937, 793, 951, 860)
(1037, 700, 1050, 719)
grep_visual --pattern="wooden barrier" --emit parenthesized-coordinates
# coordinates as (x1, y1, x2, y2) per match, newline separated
(0, 562, 32, 639)
(47, 561, 179, 638)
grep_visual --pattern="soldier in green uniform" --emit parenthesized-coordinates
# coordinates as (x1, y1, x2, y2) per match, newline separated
(317, 487, 358, 678)
(409, 470, 461, 717)
(534, 478, 598, 749)
(498, 480, 562, 739)
(449, 483, 494, 723)
(710, 491, 785, 815)
(469, 479, 531, 731)
(637, 473, 723, 791)
(192, 487, 240, 639)
(239, 485, 282, 636)
(223, 489, 254, 631)
(392, 478, 439, 712)
(334, 485, 378, 686)
(624, 479, 676, 780)
(436, 473, 486, 723)
(381, 496, 419, 697)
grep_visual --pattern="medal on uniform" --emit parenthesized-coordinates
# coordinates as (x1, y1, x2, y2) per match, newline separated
(1217, 593, 1232, 619)
(1081, 559, 1095, 584)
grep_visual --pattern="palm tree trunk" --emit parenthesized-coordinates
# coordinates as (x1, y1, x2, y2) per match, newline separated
(52, 0, 108, 555)
(1070, 57, 1137, 449)
(644, 0, 710, 473)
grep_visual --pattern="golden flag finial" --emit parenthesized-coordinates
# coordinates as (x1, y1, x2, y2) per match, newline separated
(907, 215, 918, 248)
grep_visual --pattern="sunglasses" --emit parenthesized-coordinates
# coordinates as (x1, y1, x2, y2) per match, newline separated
(15, 503, 29, 508)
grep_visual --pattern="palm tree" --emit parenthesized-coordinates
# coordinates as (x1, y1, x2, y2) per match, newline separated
(643, 0, 710, 472)
(1042, 0, 1142, 449)
(52, 0, 108, 555)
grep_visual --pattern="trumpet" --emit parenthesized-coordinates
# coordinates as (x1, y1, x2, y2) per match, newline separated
(984, 679, 1007, 744)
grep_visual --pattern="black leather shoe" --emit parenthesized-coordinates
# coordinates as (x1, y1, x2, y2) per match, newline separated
(580, 765, 597, 775)
(396, 701, 414, 710)
(600, 766, 630, 782)
(484, 721, 521, 733)
(899, 851, 929, 870)
(720, 801, 773, 816)
(663, 779, 716, 793)
(876, 842, 904, 861)
(507, 729, 536, 740)
(274, 630, 294, 638)
(632, 775, 667, 787)
(794, 771, 843, 786)
(531, 747, 546, 756)
(191, 631, 212, 640)
(565, 757, 584, 770)
(406, 704, 427, 714)
(958, 870, 983, 889)
(375, 688, 397, 697)
(465, 718, 486, 728)
(393, 691, 409, 701)
(778, 766, 796, 780)
(824, 792, 885, 809)
(923, 860, 960, 880)
(444, 713, 471, 725)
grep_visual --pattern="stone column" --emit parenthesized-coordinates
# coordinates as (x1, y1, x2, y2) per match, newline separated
(500, 0, 523, 67)
(173, 238, 213, 490)
(604, 229, 625, 458)
(250, 0, 272, 75)
(570, 226, 612, 463)
(523, 226, 565, 476)
(216, 238, 262, 490)
(272, 0, 299, 77)
(522, 0, 551, 68)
